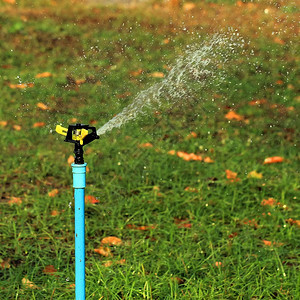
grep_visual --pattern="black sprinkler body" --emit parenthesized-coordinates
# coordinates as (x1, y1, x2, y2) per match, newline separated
(56, 123, 99, 164)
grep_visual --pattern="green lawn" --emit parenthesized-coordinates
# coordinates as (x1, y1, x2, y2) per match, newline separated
(0, 0, 299, 299)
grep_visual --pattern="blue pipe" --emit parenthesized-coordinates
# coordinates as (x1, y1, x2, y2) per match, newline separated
(72, 163, 87, 300)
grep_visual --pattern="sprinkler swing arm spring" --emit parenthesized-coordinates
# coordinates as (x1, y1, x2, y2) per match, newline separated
(56, 123, 99, 300)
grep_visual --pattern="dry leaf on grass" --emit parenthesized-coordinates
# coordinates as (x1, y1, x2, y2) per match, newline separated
(94, 246, 112, 257)
(101, 236, 122, 246)
(22, 277, 39, 289)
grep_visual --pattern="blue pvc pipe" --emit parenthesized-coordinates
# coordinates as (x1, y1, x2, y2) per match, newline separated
(72, 163, 87, 300)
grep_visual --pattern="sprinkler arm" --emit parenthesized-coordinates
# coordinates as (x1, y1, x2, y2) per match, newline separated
(56, 123, 99, 164)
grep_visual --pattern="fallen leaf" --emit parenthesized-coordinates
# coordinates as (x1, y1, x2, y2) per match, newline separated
(214, 261, 222, 267)
(184, 186, 198, 193)
(51, 210, 60, 216)
(94, 246, 112, 257)
(8, 197, 22, 205)
(126, 224, 156, 231)
(225, 111, 243, 121)
(174, 218, 192, 228)
(204, 157, 214, 163)
(262, 240, 283, 247)
(37, 102, 50, 110)
(163, 38, 170, 44)
(273, 37, 285, 45)
(48, 189, 59, 197)
(225, 169, 240, 182)
(35, 72, 52, 78)
(101, 236, 122, 246)
(138, 142, 153, 148)
(4, 0, 15, 4)
(228, 232, 238, 239)
(0, 121, 8, 127)
(177, 151, 202, 161)
(13, 125, 21, 131)
(67, 155, 75, 164)
(103, 261, 113, 267)
(0, 258, 10, 269)
(22, 277, 39, 289)
(130, 68, 143, 77)
(75, 79, 86, 85)
(186, 131, 197, 139)
(247, 170, 263, 179)
(168, 150, 176, 155)
(85, 195, 100, 204)
(183, 2, 196, 11)
(43, 265, 57, 276)
(286, 218, 300, 227)
(33, 122, 45, 128)
(276, 79, 284, 85)
(248, 99, 267, 106)
(263, 156, 284, 164)
(261, 198, 277, 206)
(242, 218, 259, 229)
(150, 72, 164, 78)
(9, 83, 34, 89)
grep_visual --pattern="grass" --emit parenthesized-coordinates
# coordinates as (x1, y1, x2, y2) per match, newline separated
(0, 0, 299, 299)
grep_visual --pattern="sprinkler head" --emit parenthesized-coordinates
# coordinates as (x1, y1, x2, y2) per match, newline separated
(56, 123, 99, 164)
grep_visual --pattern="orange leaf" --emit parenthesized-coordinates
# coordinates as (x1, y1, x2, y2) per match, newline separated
(273, 37, 285, 45)
(33, 122, 45, 128)
(48, 189, 59, 197)
(183, 2, 196, 11)
(168, 150, 176, 155)
(85, 195, 100, 204)
(51, 210, 60, 216)
(0, 121, 8, 127)
(8, 197, 22, 205)
(261, 198, 277, 207)
(0, 259, 10, 269)
(4, 0, 15, 3)
(22, 277, 39, 289)
(184, 186, 198, 193)
(130, 68, 143, 77)
(225, 169, 240, 182)
(13, 125, 21, 131)
(75, 79, 86, 85)
(204, 157, 214, 163)
(138, 142, 153, 148)
(286, 218, 300, 227)
(35, 72, 52, 78)
(9, 83, 34, 89)
(150, 72, 164, 78)
(186, 131, 197, 139)
(67, 155, 75, 164)
(248, 99, 267, 106)
(94, 246, 112, 257)
(101, 236, 122, 246)
(43, 265, 57, 276)
(276, 79, 284, 85)
(37, 102, 50, 110)
(214, 261, 222, 267)
(263, 156, 284, 164)
(126, 224, 156, 231)
(225, 111, 243, 121)
(242, 218, 259, 229)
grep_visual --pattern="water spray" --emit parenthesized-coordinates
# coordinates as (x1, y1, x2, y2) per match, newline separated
(56, 123, 99, 299)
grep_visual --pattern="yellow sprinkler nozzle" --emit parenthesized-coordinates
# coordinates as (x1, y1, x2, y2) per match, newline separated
(56, 125, 68, 136)
(72, 128, 89, 145)
(55, 123, 99, 164)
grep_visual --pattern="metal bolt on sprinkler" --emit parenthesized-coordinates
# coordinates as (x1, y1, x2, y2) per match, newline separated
(56, 123, 99, 300)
